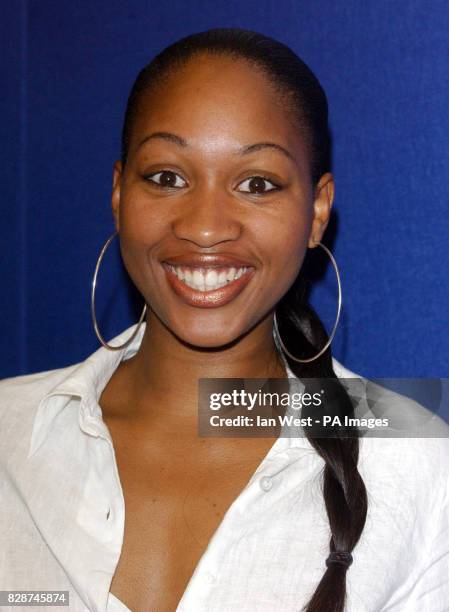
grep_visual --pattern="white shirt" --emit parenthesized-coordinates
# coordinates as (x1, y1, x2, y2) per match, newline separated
(1, 322, 448, 612)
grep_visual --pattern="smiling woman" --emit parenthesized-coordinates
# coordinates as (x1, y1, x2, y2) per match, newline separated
(1, 27, 449, 612)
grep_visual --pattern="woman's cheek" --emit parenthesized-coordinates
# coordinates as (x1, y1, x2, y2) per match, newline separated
(120, 199, 164, 245)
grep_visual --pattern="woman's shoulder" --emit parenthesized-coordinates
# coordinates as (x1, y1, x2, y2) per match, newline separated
(0, 363, 80, 406)
(333, 355, 449, 431)
(0, 364, 81, 457)
(0, 368, 67, 473)
(332, 356, 449, 492)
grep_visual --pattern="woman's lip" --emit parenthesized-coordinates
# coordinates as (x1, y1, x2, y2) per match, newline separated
(162, 263, 256, 308)
(163, 254, 254, 268)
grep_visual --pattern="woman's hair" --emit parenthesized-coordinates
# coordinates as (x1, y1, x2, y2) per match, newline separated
(120, 28, 368, 612)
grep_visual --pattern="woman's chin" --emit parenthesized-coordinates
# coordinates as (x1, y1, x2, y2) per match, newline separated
(167, 319, 251, 351)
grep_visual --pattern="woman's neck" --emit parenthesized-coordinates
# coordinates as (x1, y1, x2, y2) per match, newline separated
(99, 311, 287, 433)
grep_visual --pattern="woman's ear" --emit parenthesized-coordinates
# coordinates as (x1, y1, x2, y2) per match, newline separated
(111, 160, 122, 232)
(308, 172, 335, 248)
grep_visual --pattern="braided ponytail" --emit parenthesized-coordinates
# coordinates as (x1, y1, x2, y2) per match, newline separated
(276, 274, 368, 612)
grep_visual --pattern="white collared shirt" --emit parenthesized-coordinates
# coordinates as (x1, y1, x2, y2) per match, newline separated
(1, 322, 448, 611)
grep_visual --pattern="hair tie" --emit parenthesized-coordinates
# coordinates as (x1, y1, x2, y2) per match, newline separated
(326, 551, 353, 569)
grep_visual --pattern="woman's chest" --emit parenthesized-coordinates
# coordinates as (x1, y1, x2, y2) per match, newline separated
(107, 436, 274, 611)
(108, 486, 211, 612)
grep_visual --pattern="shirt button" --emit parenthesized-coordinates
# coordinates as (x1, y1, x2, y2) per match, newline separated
(259, 476, 273, 492)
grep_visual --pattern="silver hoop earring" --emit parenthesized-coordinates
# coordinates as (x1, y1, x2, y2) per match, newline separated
(273, 241, 342, 363)
(91, 230, 147, 351)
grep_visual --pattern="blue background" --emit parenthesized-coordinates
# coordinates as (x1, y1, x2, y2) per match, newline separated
(2, 0, 448, 383)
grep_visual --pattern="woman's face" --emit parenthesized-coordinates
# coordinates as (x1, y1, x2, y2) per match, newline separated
(112, 54, 333, 348)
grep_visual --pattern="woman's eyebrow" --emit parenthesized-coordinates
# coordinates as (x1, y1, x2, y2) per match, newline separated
(239, 142, 296, 163)
(137, 132, 187, 149)
(137, 131, 296, 162)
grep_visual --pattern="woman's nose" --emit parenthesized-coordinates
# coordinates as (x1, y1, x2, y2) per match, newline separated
(171, 187, 243, 248)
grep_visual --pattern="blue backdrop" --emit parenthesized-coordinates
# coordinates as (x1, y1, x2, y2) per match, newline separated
(2, 0, 448, 383)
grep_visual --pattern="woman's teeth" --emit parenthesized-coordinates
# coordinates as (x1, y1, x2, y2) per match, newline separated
(166, 265, 250, 292)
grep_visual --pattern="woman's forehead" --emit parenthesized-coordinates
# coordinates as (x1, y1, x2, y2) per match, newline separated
(129, 56, 304, 158)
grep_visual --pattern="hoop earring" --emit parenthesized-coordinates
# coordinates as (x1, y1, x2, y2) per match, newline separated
(273, 241, 342, 363)
(91, 230, 147, 351)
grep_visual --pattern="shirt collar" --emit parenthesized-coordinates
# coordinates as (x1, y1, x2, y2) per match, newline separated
(28, 322, 353, 458)
(28, 323, 147, 457)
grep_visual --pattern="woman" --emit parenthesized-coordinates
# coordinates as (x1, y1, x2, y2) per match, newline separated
(1, 28, 448, 612)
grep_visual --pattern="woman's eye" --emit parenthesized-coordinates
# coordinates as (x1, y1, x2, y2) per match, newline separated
(143, 170, 187, 189)
(237, 176, 280, 194)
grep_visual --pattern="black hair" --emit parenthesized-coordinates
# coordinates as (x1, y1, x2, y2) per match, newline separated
(120, 28, 368, 612)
